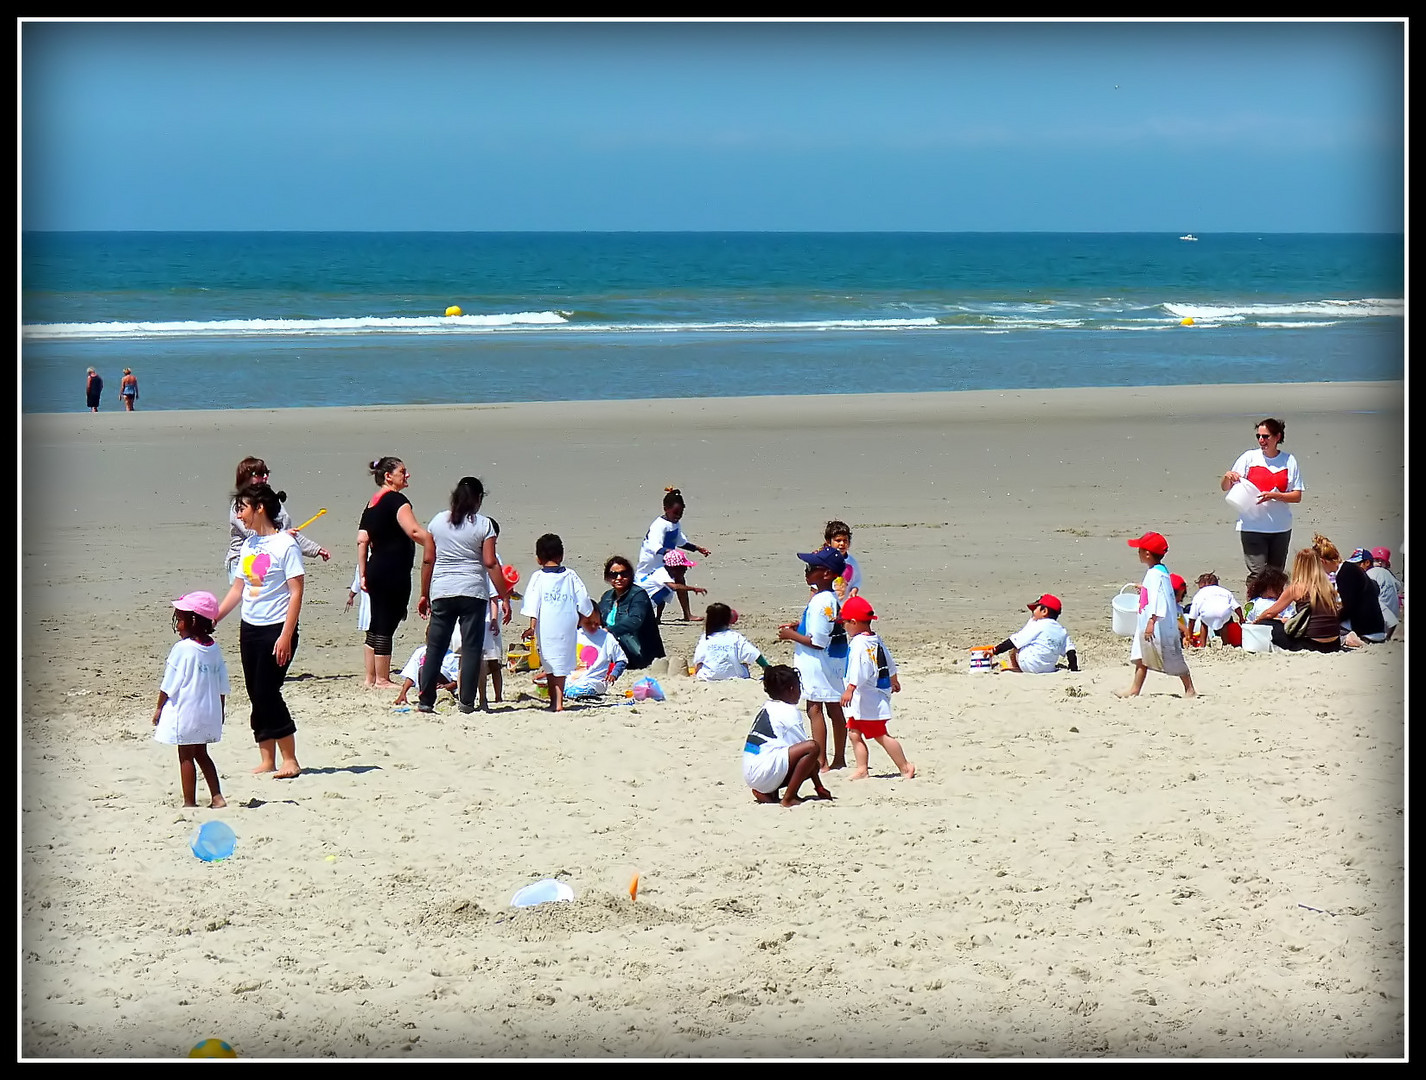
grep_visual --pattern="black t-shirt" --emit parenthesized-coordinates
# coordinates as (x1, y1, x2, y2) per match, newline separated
(1335, 562, 1385, 637)
(359, 491, 415, 582)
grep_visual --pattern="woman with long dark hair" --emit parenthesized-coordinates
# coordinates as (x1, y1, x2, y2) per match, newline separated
(416, 476, 512, 713)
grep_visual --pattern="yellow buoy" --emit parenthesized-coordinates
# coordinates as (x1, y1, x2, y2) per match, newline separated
(445, 305, 463, 317)
(1180, 317, 1194, 326)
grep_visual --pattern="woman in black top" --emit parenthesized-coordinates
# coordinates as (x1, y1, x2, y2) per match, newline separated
(357, 456, 431, 687)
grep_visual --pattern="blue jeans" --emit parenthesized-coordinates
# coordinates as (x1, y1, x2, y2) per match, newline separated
(419, 595, 488, 710)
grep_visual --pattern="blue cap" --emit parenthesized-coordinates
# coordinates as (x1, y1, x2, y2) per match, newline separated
(797, 548, 847, 576)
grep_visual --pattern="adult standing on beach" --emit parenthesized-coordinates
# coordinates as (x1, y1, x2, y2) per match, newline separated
(597, 555, 666, 670)
(415, 476, 512, 714)
(1220, 417, 1304, 576)
(358, 456, 431, 688)
(120, 368, 139, 410)
(224, 457, 330, 581)
(85, 368, 103, 412)
(216, 482, 305, 778)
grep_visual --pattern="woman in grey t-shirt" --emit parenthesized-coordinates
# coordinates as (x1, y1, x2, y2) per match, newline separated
(416, 476, 511, 713)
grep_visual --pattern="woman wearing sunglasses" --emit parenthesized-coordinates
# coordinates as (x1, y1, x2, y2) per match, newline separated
(1220, 417, 1304, 576)
(597, 555, 666, 670)
(224, 456, 330, 582)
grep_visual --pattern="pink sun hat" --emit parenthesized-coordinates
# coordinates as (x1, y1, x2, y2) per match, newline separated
(172, 590, 220, 621)
(663, 549, 698, 569)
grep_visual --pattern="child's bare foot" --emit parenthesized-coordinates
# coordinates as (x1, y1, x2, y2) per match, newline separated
(752, 790, 779, 804)
(252, 761, 277, 774)
(900, 763, 917, 779)
(182, 800, 199, 808)
(1113, 688, 1139, 698)
(274, 761, 301, 779)
(1182, 689, 1198, 699)
(848, 768, 870, 781)
(827, 759, 847, 771)
(779, 793, 805, 807)
(210, 794, 227, 808)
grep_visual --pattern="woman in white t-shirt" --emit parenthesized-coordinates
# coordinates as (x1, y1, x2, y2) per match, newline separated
(416, 476, 512, 715)
(216, 482, 305, 779)
(1220, 418, 1304, 577)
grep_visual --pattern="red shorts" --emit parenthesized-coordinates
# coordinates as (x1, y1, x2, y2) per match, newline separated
(847, 719, 888, 738)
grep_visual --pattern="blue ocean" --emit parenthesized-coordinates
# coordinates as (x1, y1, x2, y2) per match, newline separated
(20, 232, 1404, 413)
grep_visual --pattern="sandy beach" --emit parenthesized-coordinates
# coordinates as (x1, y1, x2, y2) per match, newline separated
(20, 382, 1406, 1058)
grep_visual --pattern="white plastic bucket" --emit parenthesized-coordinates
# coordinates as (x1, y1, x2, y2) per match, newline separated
(1111, 584, 1140, 636)
(1240, 623, 1275, 653)
(1226, 479, 1264, 519)
(968, 647, 995, 673)
(510, 878, 575, 907)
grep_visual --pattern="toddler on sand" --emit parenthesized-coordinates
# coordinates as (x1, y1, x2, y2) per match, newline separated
(520, 533, 594, 712)
(742, 665, 832, 807)
(839, 596, 914, 780)
(153, 591, 230, 808)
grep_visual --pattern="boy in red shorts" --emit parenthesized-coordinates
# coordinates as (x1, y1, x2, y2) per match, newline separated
(838, 596, 915, 781)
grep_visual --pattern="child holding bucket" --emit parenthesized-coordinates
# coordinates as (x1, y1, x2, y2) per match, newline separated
(152, 591, 230, 808)
(1115, 531, 1196, 699)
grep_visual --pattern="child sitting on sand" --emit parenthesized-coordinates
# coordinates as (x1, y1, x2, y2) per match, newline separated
(839, 597, 914, 780)
(692, 603, 769, 680)
(547, 607, 628, 700)
(1243, 566, 1293, 624)
(392, 622, 462, 706)
(1186, 573, 1244, 647)
(991, 592, 1079, 673)
(742, 665, 832, 807)
(1116, 531, 1196, 699)
(152, 591, 230, 808)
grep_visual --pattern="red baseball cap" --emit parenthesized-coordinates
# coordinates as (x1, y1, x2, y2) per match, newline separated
(840, 596, 877, 621)
(1127, 531, 1169, 556)
(1169, 573, 1186, 593)
(1028, 594, 1061, 614)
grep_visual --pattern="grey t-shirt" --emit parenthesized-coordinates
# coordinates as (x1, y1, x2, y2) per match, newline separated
(427, 510, 494, 600)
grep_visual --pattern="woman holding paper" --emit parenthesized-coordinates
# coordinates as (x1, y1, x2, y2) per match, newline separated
(1220, 417, 1304, 577)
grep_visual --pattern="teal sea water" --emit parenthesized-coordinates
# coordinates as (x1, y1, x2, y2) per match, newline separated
(21, 232, 1404, 413)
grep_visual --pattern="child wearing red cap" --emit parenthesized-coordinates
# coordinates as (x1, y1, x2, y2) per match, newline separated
(153, 591, 230, 808)
(838, 596, 914, 780)
(1116, 532, 1196, 699)
(992, 594, 1078, 673)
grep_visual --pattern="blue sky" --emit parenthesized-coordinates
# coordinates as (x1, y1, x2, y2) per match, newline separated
(20, 19, 1405, 232)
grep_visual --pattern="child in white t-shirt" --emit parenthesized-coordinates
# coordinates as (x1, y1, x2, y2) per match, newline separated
(152, 591, 230, 808)
(742, 665, 832, 806)
(478, 521, 516, 710)
(1186, 573, 1245, 647)
(692, 603, 768, 680)
(520, 533, 594, 712)
(778, 548, 850, 772)
(551, 608, 629, 699)
(823, 519, 863, 601)
(838, 597, 914, 780)
(345, 565, 371, 632)
(392, 622, 462, 706)
(992, 593, 1079, 673)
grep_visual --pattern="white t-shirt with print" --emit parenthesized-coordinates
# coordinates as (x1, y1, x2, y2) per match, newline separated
(1228, 448, 1304, 534)
(693, 629, 762, 681)
(1187, 584, 1239, 632)
(741, 698, 808, 794)
(845, 631, 898, 720)
(636, 515, 688, 578)
(792, 589, 844, 702)
(1009, 617, 1075, 674)
(520, 566, 593, 677)
(154, 638, 230, 745)
(567, 626, 629, 694)
(236, 531, 305, 627)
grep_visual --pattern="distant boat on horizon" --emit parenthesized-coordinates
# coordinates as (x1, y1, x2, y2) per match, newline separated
(1179, 234, 1199, 241)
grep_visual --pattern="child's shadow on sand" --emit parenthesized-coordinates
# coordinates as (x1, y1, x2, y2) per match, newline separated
(291, 765, 384, 776)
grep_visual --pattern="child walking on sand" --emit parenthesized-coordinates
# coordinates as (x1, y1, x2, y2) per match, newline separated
(778, 547, 850, 772)
(153, 592, 230, 808)
(1116, 531, 1196, 699)
(839, 597, 915, 780)
(742, 665, 832, 807)
(520, 533, 594, 712)
(635, 487, 712, 622)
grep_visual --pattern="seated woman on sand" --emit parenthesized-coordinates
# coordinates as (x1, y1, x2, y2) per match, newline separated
(1251, 548, 1343, 653)
(597, 555, 665, 670)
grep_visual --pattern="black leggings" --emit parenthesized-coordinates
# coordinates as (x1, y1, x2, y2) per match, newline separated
(240, 620, 299, 742)
(1267, 619, 1342, 653)
(366, 572, 411, 645)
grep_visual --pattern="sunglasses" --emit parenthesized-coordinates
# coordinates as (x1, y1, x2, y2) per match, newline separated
(607, 568, 632, 578)
(1255, 433, 1273, 440)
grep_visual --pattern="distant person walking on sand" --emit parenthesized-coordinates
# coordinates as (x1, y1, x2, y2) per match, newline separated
(1220, 417, 1304, 576)
(85, 368, 103, 412)
(120, 368, 139, 410)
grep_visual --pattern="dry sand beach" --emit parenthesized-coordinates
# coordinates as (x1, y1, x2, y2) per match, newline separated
(20, 382, 1406, 1058)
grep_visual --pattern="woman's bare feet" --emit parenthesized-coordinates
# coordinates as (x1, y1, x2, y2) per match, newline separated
(210, 794, 227, 808)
